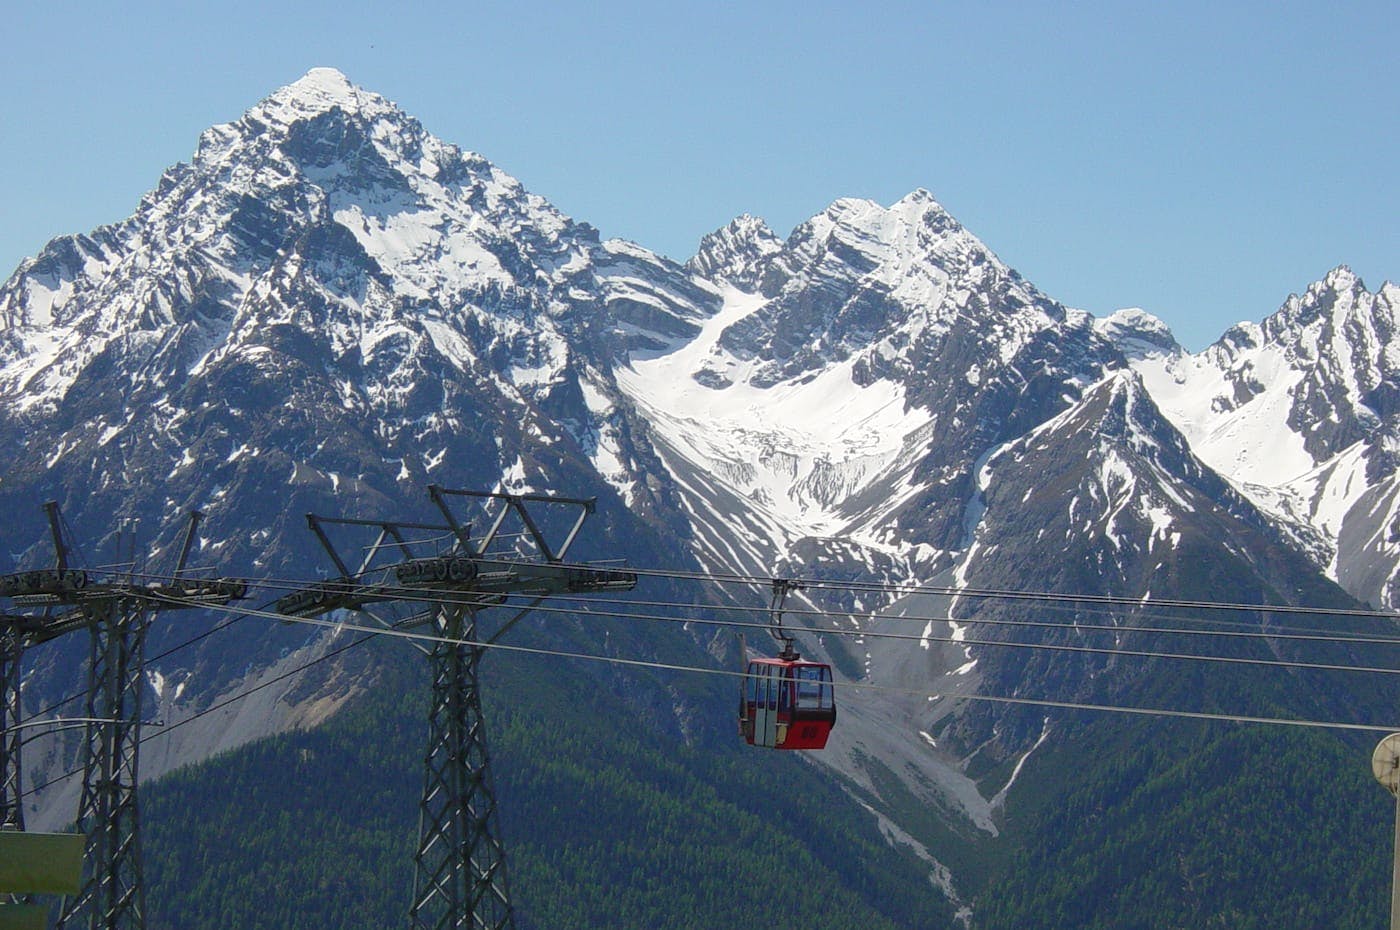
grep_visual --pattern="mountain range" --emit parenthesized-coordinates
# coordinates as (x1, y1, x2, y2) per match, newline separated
(4, 68, 1399, 929)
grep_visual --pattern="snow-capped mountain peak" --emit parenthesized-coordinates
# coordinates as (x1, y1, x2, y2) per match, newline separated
(198, 67, 390, 151)
(1126, 265, 1400, 606)
(698, 188, 1090, 398)
(0, 70, 720, 419)
(685, 214, 782, 289)
(786, 188, 970, 287)
(263, 67, 369, 117)
(1094, 307, 1182, 361)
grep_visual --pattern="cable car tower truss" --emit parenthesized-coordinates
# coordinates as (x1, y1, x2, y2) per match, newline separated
(274, 485, 636, 930)
(0, 503, 246, 930)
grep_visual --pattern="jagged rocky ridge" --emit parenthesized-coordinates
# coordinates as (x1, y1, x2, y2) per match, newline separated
(3, 69, 1398, 928)
(1105, 269, 1400, 610)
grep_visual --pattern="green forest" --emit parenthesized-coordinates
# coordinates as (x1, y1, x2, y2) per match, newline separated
(140, 645, 958, 930)
(127, 630, 1400, 930)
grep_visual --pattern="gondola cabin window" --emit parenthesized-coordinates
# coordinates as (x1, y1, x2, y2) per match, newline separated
(795, 665, 834, 711)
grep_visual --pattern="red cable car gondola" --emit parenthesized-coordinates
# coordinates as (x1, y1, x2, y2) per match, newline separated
(738, 579, 836, 750)
(739, 656, 836, 750)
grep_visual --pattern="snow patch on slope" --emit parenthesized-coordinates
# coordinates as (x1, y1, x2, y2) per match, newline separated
(617, 283, 933, 555)
(1134, 343, 1314, 488)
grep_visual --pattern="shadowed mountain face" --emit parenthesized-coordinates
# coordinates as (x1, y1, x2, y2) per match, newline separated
(4, 69, 1397, 929)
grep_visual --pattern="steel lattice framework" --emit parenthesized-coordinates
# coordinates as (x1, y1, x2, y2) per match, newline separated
(59, 595, 150, 930)
(0, 505, 246, 930)
(0, 613, 37, 911)
(0, 618, 31, 834)
(276, 485, 636, 930)
(409, 604, 512, 930)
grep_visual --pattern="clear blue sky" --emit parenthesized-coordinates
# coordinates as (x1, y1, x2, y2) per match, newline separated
(4, 1, 1395, 350)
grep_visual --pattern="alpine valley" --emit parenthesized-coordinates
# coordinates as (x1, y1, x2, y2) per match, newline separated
(5, 69, 1399, 929)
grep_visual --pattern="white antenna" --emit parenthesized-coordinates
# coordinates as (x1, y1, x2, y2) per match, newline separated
(1372, 733, 1400, 930)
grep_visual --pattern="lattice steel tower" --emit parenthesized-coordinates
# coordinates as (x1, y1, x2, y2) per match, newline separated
(275, 485, 635, 930)
(0, 615, 34, 834)
(412, 602, 513, 930)
(0, 505, 245, 930)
